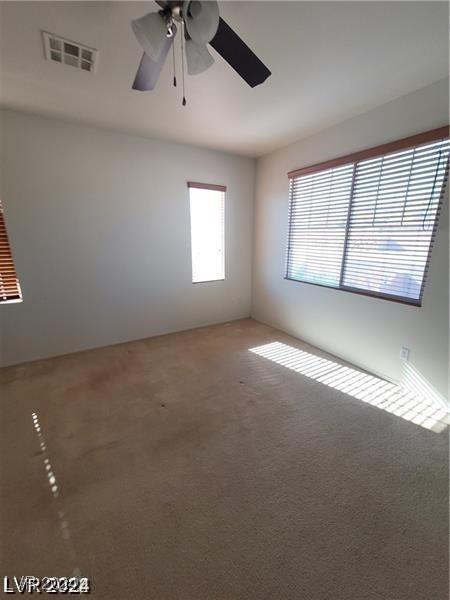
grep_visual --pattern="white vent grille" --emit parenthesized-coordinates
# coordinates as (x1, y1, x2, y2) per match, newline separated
(42, 31, 97, 72)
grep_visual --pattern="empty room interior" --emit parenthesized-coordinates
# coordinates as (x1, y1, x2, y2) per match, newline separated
(0, 1, 449, 598)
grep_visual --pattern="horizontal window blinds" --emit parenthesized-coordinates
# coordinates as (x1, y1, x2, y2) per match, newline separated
(342, 139, 449, 302)
(286, 164, 354, 287)
(286, 128, 449, 305)
(0, 199, 22, 303)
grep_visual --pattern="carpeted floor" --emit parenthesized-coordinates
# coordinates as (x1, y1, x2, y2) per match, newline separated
(0, 319, 448, 599)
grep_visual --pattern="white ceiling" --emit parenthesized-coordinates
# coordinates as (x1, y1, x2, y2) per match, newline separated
(0, 1, 448, 157)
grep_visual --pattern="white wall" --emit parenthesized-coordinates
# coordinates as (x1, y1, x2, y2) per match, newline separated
(0, 110, 255, 366)
(252, 79, 449, 400)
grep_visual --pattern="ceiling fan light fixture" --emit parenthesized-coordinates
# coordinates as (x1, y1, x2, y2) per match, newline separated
(131, 11, 169, 61)
(183, 0, 219, 44)
(185, 40, 214, 75)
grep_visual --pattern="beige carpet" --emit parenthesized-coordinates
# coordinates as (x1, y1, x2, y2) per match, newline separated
(0, 319, 448, 599)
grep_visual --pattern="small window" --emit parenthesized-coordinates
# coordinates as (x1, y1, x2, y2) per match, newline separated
(286, 128, 449, 306)
(0, 199, 22, 303)
(188, 182, 225, 283)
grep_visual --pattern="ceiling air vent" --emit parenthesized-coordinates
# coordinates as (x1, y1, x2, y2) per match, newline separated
(42, 31, 98, 72)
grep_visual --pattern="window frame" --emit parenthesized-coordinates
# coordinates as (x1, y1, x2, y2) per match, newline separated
(285, 126, 449, 307)
(187, 181, 226, 284)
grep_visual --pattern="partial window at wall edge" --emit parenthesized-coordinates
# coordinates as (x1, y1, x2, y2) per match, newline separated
(0, 199, 23, 304)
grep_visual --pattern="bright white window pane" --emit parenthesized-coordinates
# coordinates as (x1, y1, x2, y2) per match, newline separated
(189, 187, 225, 283)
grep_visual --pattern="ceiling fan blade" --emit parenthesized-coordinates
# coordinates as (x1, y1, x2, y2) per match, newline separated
(209, 17, 271, 88)
(185, 39, 214, 75)
(154, 0, 169, 7)
(132, 26, 177, 91)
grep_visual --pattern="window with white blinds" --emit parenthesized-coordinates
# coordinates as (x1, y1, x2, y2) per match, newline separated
(188, 182, 225, 283)
(0, 199, 22, 303)
(286, 129, 449, 305)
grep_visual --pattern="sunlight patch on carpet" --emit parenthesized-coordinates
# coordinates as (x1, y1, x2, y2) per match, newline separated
(249, 342, 449, 433)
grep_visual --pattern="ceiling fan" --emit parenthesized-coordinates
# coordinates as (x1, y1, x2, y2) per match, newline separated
(131, 0, 271, 102)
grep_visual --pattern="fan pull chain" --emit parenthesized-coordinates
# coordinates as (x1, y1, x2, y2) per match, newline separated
(181, 20, 187, 106)
(172, 40, 177, 87)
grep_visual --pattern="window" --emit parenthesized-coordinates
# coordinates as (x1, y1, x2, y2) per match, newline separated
(0, 199, 22, 303)
(188, 182, 225, 283)
(286, 128, 449, 305)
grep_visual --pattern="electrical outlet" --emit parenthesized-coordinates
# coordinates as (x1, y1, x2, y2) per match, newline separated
(400, 346, 410, 361)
